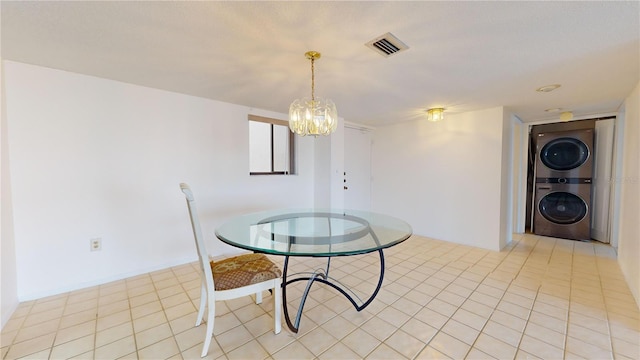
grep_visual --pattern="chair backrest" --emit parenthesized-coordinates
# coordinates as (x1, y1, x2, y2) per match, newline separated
(180, 183, 215, 287)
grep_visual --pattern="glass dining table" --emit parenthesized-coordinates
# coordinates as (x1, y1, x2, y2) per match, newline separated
(215, 209, 413, 333)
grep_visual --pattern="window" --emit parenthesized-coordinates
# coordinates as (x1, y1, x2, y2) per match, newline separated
(249, 115, 295, 175)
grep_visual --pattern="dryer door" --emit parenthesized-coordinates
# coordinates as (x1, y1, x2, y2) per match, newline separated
(538, 191, 588, 224)
(539, 137, 589, 171)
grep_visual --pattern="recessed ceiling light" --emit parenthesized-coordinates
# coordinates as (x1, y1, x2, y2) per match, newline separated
(536, 84, 561, 93)
(545, 108, 562, 113)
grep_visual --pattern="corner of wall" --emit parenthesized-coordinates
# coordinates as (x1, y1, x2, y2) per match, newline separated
(617, 80, 640, 308)
(499, 107, 514, 250)
(1, 58, 20, 329)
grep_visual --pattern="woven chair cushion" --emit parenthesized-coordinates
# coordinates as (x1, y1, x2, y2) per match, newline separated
(210, 253, 282, 291)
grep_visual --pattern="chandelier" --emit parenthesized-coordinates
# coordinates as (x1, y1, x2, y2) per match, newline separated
(289, 51, 338, 136)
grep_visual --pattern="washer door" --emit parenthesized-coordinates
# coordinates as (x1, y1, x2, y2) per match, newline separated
(540, 137, 589, 171)
(538, 191, 588, 224)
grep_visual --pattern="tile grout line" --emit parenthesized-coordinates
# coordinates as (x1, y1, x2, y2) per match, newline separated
(402, 237, 526, 359)
(171, 265, 201, 357)
(562, 239, 575, 359)
(46, 293, 66, 359)
(126, 278, 141, 359)
(310, 241, 463, 359)
(405, 242, 481, 359)
(92, 294, 99, 360)
(510, 235, 550, 360)
(370, 242, 460, 359)
(594, 243, 617, 357)
(464, 234, 538, 360)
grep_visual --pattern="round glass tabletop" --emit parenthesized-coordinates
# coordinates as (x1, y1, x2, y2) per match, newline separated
(215, 209, 413, 257)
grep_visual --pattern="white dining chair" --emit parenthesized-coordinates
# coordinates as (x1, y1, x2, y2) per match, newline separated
(180, 183, 282, 357)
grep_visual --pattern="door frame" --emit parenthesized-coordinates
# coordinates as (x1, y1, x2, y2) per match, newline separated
(514, 113, 621, 247)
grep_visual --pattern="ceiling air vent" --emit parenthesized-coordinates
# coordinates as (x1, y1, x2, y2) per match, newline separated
(365, 32, 409, 57)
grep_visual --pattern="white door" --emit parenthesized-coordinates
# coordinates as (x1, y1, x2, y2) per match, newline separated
(344, 127, 372, 210)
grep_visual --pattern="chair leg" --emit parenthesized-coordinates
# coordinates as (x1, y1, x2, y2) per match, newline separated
(273, 281, 282, 334)
(255, 291, 262, 304)
(201, 292, 215, 358)
(195, 278, 206, 326)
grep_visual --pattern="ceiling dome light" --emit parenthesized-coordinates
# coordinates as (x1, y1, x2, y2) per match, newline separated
(289, 51, 338, 137)
(560, 111, 573, 121)
(536, 84, 561, 93)
(426, 108, 445, 122)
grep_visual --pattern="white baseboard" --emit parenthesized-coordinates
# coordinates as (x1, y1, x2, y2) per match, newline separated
(18, 255, 197, 302)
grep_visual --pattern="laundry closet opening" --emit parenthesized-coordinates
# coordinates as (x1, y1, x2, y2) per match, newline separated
(525, 116, 617, 244)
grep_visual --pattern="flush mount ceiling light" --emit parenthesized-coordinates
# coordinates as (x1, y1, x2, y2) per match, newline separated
(560, 111, 574, 121)
(289, 51, 338, 137)
(426, 108, 445, 122)
(536, 84, 561, 93)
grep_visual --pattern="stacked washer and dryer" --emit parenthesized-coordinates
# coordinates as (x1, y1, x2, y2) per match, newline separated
(533, 128, 594, 241)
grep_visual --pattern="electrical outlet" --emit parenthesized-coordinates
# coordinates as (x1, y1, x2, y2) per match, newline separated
(90, 237, 102, 251)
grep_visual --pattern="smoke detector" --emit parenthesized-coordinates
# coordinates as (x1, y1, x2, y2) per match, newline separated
(365, 32, 409, 57)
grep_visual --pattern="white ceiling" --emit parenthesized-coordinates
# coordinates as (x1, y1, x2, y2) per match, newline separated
(2, 1, 638, 126)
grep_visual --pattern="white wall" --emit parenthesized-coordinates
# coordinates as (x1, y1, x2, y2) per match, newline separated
(498, 111, 515, 249)
(3, 61, 317, 301)
(314, 135, 332, 208)
(617, 80, 640, 305)
(311, 119, 346, 210)
(330, 121, 346, 210)
(371, 107, 511, 251)
(512, 115, 528, 234)
(1, 59, 20, 328)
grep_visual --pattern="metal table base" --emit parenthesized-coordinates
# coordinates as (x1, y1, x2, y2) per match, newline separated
(281, 249, 386, 333)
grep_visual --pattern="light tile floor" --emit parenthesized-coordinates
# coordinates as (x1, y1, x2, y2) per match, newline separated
(2, 234, 639, 359)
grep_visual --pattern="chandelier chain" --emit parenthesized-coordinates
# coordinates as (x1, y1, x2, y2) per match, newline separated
(310, 57, 315, 101)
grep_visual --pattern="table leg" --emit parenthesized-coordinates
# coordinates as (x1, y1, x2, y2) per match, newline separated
(280, 249, 386, 333)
